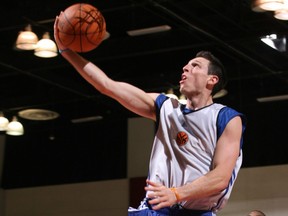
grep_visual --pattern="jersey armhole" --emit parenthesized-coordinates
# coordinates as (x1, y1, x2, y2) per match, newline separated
(217, 107, 247, 148)
(154, 94, 169, 130)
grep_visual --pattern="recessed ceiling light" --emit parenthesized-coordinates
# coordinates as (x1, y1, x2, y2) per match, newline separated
(18, 109, 60, 121)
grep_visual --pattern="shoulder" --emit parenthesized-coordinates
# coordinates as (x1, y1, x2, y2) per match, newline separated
(147, 92, 161, 101)
(154, 93, 170, 107)
(216, 105, 247, 138)
(218, 106, 246, 126)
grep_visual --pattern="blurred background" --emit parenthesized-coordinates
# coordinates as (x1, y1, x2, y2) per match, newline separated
(0, 0, 287, 189)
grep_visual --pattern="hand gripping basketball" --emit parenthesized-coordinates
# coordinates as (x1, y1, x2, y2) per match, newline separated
(55, 3, 106, 53)
(54, 14, 67, 52)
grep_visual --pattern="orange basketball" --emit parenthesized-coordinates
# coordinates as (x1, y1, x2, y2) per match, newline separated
(57, 3, 106, 52)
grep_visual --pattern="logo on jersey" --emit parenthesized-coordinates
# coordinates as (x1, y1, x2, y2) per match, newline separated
(176, 131, 188, 146)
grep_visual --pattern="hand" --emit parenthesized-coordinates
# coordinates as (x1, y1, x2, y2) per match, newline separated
(144, 179, 178, 210)
(53, 12, 68, 51)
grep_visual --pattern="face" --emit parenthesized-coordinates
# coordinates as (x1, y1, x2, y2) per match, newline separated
(179, 57, 212, 97)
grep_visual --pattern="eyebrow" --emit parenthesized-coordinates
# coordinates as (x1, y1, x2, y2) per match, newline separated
(189, 59, 202, 65)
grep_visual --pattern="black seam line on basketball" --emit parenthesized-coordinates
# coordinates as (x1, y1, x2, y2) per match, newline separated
(59, 3, 105, 51)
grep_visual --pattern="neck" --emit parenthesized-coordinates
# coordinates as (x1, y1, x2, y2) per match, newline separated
(185, 95, 213, 110)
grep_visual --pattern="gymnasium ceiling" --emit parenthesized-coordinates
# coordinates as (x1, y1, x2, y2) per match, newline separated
(0, 0, 288, 188)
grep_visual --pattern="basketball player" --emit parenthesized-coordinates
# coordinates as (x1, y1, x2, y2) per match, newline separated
(54, 16, 246, 216)
(248, 210, 266, 216)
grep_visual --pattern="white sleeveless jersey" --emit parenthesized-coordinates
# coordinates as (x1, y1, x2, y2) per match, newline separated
(147, 94, 245, 212)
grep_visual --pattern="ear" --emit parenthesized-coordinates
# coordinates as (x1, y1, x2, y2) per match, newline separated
(208, 74, 219, 85)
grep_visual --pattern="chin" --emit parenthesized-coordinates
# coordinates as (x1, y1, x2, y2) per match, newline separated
(179, 88, 186, 95)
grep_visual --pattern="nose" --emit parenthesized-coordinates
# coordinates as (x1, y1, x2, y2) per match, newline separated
(183, 62, 189, 69)
(182, 64, 190, 73)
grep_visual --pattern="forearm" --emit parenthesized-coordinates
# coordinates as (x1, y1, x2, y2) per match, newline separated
(174, 131, 241, 202)
(60, 49, 89, 71)
(59, 49, 111, 93)
(145, 170, 230, 210)
(174, 171, 229, 202)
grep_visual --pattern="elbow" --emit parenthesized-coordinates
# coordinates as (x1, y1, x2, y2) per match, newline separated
(92, 79, 112, 96)
(215, 176, 231, 192)
(97, 87, 113, 98)
(97, 85, 108, 95)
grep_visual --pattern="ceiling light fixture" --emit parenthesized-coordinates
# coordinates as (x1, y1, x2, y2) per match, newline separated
(34, 32, 58, 58)
(213, 89, 228, 99)
(274, 8, 288, 19)
(6, 116, 24, 136)
(127, 25, 171, 36)
(15, 24, 39, 50)
(0, 112, 9, 131)
(252, 0, 288, 20)
(260, 34, 286, 52)
(103, 31, 110, 40)
(18, 109, 59, 121)
(179, 94, 187, 105)
(252, 0, 285, 11)
(274, 0, 288, 20)
(165, 88, 179, 100)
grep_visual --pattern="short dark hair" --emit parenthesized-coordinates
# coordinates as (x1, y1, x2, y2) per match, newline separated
(196, 51, 227, 96)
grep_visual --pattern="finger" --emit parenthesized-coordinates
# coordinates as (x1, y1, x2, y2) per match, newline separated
(53, 16, 59, 40)
(148, 197, 161, 205)
(54, 16, 58, 27)
(152, 201, 171, 210)
(146, 179, 161, 187)
(144, 185, 159, 192)
(152, 204, 162, 210)
(53, 12, 67, 50)
(150, 199, 170, 210)
(146, 191, 158, 199)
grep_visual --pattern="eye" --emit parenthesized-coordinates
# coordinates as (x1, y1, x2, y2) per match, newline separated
(191, 62, 199, 67)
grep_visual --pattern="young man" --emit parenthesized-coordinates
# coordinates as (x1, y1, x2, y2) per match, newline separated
(54, 15, 246, 216)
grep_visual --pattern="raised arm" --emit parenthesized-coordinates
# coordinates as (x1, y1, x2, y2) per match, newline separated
(54, 15, 159, 120)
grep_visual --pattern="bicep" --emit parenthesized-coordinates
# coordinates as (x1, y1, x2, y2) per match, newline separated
(106, 81, 159, 120)
(212, 116, 243, 178)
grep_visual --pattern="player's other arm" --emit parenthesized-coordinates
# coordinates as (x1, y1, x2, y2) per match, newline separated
(54, 17, 158, 120)
(146, 116, 243, 210)
(174, 116, 243, 201)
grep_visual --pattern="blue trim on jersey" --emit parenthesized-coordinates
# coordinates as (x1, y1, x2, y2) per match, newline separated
(155, 94, 170, 131)
(217, 107, 246, 148)
(155, 95, 247, 149)
(213, 169, 236, 211)
(147, 94, 170, 180)
(213, 107, 246, 210)
(155, 95, 247, 147)
(155, 94, 169, 111)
